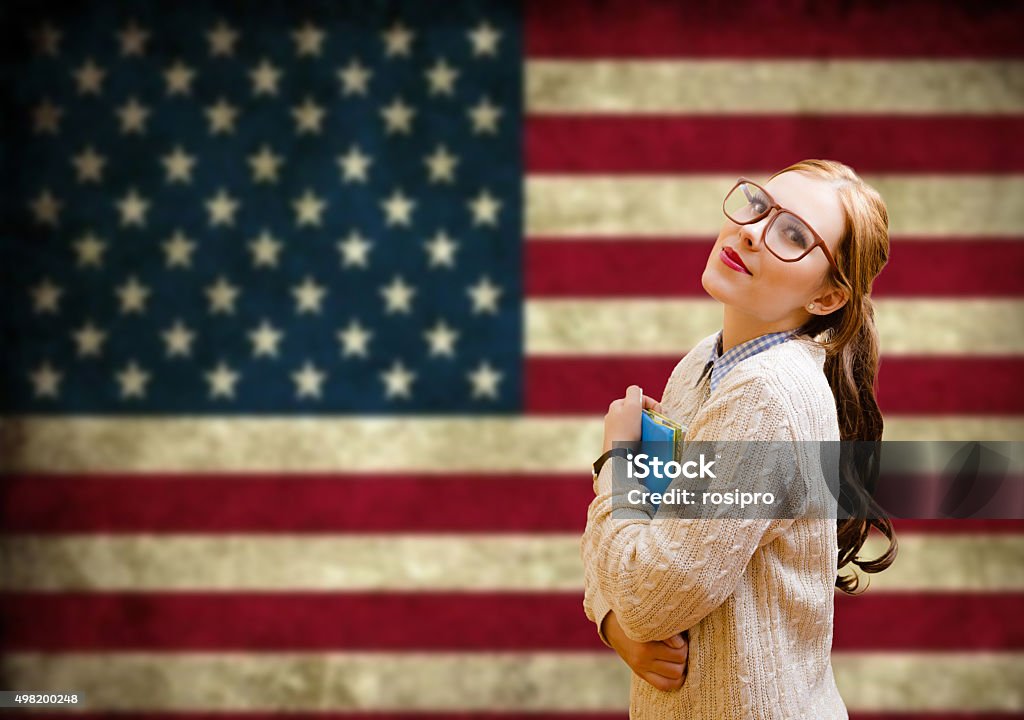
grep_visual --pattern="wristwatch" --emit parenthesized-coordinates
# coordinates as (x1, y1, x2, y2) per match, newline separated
(592, 446, 636, 481)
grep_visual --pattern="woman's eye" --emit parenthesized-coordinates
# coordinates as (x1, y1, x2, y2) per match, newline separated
(785, 228, 809, 248)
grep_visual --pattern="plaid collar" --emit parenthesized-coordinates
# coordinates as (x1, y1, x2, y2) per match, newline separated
(696, 330, 797, 392)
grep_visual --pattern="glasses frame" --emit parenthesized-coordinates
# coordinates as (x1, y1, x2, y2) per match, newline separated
(723, 177, 847, 285)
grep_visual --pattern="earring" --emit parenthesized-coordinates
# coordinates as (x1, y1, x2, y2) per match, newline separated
(807, 303, 816, 311)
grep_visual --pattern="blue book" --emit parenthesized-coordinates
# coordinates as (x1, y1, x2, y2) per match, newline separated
(639, 408, 685, 501)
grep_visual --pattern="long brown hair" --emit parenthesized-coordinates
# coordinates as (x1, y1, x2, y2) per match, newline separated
(767, 159, 898, 594)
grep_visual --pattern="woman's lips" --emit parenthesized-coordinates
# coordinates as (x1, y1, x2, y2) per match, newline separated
(720, 247, 752, 275)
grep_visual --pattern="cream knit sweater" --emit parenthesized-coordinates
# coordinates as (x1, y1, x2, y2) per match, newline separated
(581, 331, 848, 719)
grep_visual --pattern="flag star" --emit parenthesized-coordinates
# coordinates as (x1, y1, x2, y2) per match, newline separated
(337, 318, 372, 358)
(424, 319, 459, 357)
(381, 188, 415, 227)
(380, 359, 415, 400)
(164, 59, 196, 96)
(32, 23, 62, 56)
(162, 319, 196, 357)
(29, 188, 62, 226)
(207, 20, 239, 57)
(291, 97, 325, 135)
(337, 229, 372, 268)
(205, 361, 241, 399)
(72, 145, 106, 183)
(249, 58, 282, 96)
(337, 145, 372, 183)
(206, 188, 240, 226)
(117, 188, 149, 227)
(72, 58, 105, 95)
(117, 21, 149, 56)
(29, 361, 62, 398)
(292, 21, 326, 57)
(205, 98, 238, 134)
(381, 21, 414, 57)
(292, 189, 326, 227)
(116, 275, 150, 314)
(425, 58, 458, 96)
(292, 276, 327, 314)
(337, 58, 372, 96)
(380, 97, 414, 135)
(30, 277, 62, 314)
(424, 144, 458, 184)
(162, 229, 196, 268)
(205, 276, 240, 314)
(469, 189, 501, 227)
(248, 144, 283, 183)
(380, 275, 415, 314)
(249, 319, 284, 357)
(467, 275, 502, 315)
(73, 320, 107, 357)
(162, 145, 196, 183)
(32, 99, 63, 134)
(469, 96, 502, 134)
(116, 97, 150, 134)
(292, 360, 327, 399)
(468, 21, 501, 57)
(468, 360, 503, 400)
(248, 229, 283, 268)
(423, 230, 458, 268)
(116, 360, 150, 399)
(73, 232, 107, 267)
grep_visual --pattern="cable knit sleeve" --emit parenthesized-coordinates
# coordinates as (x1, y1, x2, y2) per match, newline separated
(580, 372, 801, 643)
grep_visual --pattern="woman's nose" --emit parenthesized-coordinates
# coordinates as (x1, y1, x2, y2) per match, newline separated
(738, 221, 765, 250)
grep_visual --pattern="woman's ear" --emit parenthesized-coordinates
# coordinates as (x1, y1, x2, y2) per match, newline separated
(810, 286, 849, 315)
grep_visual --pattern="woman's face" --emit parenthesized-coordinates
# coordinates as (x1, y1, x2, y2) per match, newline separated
(701, 170, 847, 323)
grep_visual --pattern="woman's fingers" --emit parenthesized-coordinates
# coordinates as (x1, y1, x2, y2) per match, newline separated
(642, 394, 662, 411)
(648, 658, 686, 680)
(654, 640, 688, 663)
(641, 670, 685, 692)
(661, 633, 685, 649)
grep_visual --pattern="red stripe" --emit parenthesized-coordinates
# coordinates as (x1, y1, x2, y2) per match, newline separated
(3, 474, 1023, 534)
(527, 117, 1024, 174)
(525, 239, 1024, 298)
(525, 0, 1024, 58)
(524, 357, 1024, 416)
(2, 591, 1021, 652)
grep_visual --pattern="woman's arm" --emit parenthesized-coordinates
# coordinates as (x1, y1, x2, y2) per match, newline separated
(581, 374, 799, 643)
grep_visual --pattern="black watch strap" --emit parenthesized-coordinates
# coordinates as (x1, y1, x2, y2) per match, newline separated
(593, 446, 635, 477)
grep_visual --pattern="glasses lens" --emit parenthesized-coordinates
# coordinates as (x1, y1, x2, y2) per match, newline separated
(766, 211, 816, 260)
(724, 181, 771, 223)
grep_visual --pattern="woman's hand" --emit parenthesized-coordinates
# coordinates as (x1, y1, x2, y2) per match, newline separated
(602, 610, 689, 692)
(602, 384, 663, 454)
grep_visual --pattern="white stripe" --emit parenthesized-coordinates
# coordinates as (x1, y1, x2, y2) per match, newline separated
(2, 651, 1021, 711)
(1, 416, 1019, 473)
(526, 298, 1024, 356)
(526, 60, 1024, 114)
(526, 175, 1024, 237)
(3, 534, 1020, 592)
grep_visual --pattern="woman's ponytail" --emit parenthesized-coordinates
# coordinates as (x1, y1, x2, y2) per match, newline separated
(774, 159, 898, 595)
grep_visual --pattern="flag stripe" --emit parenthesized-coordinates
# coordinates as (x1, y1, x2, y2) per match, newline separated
(525, 239, 1024, 298)
(2, 416, 1022, 473)
(524, 357, 1024, 415)
(526, 62, 1024, 115)
(2, 652, 1022, 712)
(526, 176, 1024, 237)
(2, 475, 1020, 534)
(525, 299, 1024, 356)
(3, 534, 1021, 592)
(527, 117, 1024, 174)
(1, 591, 1021, 652)
(524, 0, 1024, 59)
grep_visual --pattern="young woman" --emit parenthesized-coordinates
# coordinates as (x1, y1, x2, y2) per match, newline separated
(581, 159, 898, 718)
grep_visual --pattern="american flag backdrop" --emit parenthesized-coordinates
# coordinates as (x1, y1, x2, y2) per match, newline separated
(1, 0, 1023, 717)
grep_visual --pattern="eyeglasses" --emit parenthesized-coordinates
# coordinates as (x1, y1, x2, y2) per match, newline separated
(722, 177, 846, 284)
